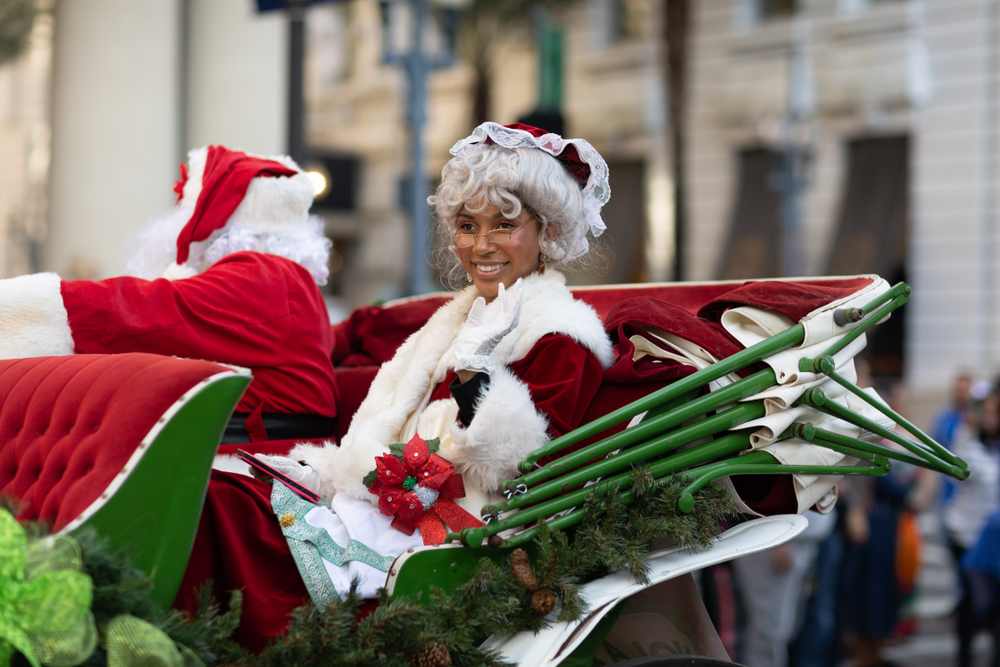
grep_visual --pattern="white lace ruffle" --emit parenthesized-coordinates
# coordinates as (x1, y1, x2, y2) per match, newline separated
(454, 354, 496, 375)
(449, 122, 610, 239)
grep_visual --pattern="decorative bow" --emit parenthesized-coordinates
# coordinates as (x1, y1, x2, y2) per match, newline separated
(0, 509, 96, 667)
(364, 435, 483, 544)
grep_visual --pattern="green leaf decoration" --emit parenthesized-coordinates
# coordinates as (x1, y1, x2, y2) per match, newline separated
(388, 442, 406, 461)
(425, 438, 441, 454)
(362, 469, 379, 490)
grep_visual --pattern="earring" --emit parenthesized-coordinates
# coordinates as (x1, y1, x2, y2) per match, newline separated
(538, 253, 547, 275)
(466, 271, 474, 283)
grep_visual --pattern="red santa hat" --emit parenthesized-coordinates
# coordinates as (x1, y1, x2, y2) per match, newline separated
(172, 145, 316, 265)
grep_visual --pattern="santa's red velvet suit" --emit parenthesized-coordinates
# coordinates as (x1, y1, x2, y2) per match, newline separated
(0, 146, 338, 439)
(65, 251, 336, 418)
(0, 251, 336, 428)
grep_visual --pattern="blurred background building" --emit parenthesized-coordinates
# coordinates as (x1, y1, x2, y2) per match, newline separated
(0, 0, 996, 421)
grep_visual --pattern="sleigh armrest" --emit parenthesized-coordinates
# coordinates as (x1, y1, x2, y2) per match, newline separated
(0, 353, 251, 608)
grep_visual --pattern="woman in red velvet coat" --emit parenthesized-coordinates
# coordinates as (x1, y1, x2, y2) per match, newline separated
(176, 123, 618, 651)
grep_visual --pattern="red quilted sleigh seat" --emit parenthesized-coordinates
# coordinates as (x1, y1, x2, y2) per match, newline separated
(0, 353, 251, 607)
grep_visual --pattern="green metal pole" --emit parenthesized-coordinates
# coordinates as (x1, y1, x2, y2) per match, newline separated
(677, 450, 889, 512)
(798, 387, 969, 479)
(486, 402, 765, 515)
(518, 325, 807, 470)
(509, 369, 776, 492)
(457, 432, 754, 548)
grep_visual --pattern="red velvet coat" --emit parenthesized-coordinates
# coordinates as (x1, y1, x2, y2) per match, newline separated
(60, 251, 337, 418)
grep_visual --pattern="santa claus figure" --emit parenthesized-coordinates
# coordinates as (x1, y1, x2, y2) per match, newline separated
(0, 145, 338, 445)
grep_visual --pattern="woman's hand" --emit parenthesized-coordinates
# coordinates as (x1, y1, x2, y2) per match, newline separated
(453, 279, 523, 376)
(250, 454, 322, 492)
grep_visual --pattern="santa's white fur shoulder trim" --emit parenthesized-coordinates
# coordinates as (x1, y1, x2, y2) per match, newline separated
(0, 273, 75, 359)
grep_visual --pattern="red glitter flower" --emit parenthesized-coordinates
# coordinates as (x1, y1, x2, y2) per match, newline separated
(365, 434, 483, 544)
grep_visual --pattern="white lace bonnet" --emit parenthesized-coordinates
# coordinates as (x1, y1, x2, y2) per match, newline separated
(448, 122, 611, 259)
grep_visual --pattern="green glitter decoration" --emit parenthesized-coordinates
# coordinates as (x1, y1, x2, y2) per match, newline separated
(402, 476, 417, 491)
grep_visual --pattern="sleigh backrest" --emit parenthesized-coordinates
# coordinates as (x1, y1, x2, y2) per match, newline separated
(330, 276, 881, 367)
(0, 353, 250, 608)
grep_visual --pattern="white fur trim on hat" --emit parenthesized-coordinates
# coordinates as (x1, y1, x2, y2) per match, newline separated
(0, 272, 75, 359)
(178, 147, 315, 235)
(160, 262, 199, 280)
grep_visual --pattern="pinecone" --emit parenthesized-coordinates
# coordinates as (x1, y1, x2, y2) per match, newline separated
(531, 588, 556, 614)
(509, 548, 538, 591)
(413, 642, 452, 667)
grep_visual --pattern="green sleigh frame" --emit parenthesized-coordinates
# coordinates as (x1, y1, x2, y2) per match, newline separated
(41, 277, 967, 663)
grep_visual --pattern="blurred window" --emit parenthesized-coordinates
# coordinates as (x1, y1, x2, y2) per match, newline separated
(716, 147, 784, 280)
(614, 0, 652, 41)
(592, 0, 652, 46)
(758, 0, 797, 20)
(824, 135, 908, 278)
(825, 135, 909, 377)
(322, 234, 355, 298)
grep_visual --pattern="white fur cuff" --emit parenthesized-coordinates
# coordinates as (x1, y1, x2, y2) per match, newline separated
(446, 366, 550, 493)
(0, 272, 75, 359)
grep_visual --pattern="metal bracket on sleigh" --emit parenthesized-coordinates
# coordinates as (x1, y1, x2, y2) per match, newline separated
(449, 281, 969, 550)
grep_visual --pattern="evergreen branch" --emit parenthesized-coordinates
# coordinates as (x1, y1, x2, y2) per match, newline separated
(6, 467, 737, 667)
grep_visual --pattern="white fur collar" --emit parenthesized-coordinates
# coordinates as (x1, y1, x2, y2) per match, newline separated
(292, 270, 613, 502)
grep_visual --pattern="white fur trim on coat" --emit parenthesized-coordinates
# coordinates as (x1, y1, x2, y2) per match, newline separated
(442, 366, 550, 493)
(290, 270, 612, 505)
(290, 288, 479, 503)
(0, 273, 75, 359)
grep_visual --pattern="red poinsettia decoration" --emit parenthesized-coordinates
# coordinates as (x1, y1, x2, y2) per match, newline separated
(364, 434, 483, 545)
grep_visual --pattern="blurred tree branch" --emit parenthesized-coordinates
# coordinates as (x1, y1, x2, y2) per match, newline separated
(0, 0, 38, 66)
(458, 0, 576, 130)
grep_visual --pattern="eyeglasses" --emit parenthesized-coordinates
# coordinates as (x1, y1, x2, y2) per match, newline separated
(452, 224, 529, 248)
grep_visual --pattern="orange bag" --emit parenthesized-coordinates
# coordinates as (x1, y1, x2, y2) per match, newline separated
(895, 510, 923, 593)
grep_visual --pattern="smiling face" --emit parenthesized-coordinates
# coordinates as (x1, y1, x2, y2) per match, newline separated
(454, 203, 541, 301)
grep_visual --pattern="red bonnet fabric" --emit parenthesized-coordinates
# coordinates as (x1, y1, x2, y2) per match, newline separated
(175, 146, 298, 264)
(494, 123, 591, 188)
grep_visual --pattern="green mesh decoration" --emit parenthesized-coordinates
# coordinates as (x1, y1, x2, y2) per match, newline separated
(105, 615, 203, 667)
(0, 509, 95, 667)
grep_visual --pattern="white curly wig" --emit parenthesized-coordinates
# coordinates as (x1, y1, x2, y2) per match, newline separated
(429, 144, 596, 286)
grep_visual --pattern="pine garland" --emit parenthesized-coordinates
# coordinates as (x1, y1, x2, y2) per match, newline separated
(6, 470, 736, 667)
(214, 470, 737, 667)
(8, 504, 241, 667)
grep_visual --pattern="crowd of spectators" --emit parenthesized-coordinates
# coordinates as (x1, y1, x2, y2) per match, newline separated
(723, 368, 1000, 667)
